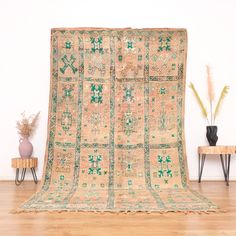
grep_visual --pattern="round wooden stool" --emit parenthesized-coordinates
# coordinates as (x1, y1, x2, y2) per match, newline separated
(11, 157, 38, 186)
(198, 146, 236, 186)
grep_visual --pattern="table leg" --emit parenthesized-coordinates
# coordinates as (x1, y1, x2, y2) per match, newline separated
(226, 154, 231, 186)
(31, 168, 38, 184)
(198, 154, 200, 182)
(15, 168, 26, 186)
(220, 154, 227, 181)
(198, 154, 206, 183)
(15, 168, 20, 186)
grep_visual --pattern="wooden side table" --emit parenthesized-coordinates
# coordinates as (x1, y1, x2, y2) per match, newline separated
(11, 157, 38, 186)
(198, 146, 236, 186)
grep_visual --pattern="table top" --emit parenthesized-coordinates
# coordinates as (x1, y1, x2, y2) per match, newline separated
(198, 146, 236, 155)
(12, 157, 38, 160)
(11, 157, 38, 168)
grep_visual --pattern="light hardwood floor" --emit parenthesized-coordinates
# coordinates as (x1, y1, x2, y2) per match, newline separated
(0, 181, 236, 236)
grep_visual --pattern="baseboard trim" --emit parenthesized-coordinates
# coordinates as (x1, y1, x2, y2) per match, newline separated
(189, 176, 236, 181)
(0, 176, 41, 181)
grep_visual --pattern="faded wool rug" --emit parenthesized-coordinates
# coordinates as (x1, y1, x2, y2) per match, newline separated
(16, 28, 218, 213)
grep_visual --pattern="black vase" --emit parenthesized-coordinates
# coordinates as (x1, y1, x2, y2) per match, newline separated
(206, 126, 218, 146)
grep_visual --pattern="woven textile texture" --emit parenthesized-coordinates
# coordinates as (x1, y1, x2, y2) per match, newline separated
(17, 28, 218, 213)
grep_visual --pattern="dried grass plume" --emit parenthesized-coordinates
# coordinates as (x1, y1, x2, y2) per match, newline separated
(16, 112, 40, 138)
(214, 85, 230, 121)
(189, 82, 209, 123)
(206, 65, 215, 102)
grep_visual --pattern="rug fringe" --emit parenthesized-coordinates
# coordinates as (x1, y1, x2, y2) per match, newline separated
(11, 207, 226, 215)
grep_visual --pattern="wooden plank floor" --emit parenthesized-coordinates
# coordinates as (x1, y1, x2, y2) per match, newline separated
(0, 181, 236, 236)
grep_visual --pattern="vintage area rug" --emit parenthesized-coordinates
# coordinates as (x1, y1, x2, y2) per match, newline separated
(16, 28, 218, 213)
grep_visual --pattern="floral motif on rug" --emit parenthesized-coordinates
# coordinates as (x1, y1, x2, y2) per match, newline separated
(17, 28, 218, 213)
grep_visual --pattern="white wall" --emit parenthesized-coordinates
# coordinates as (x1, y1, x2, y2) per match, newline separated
(0, 0, 236, 181)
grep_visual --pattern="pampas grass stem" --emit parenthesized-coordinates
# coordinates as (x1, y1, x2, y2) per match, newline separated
(206, 65, 215, 125)
(214, 86, 229, 122)
(189, 83, 209, 124)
